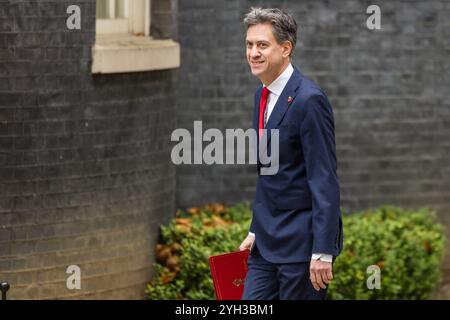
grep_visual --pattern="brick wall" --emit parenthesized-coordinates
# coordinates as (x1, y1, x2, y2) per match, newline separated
(176, 0, 260, 207)
(0, 0, 177, 299)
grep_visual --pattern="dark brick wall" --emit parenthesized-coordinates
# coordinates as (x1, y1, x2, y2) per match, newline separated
(176, 0, 450, 217)
(176, 0, 259, 207)
(0, 0, 177, 299)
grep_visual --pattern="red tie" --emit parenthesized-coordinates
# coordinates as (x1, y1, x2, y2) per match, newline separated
(258, 87, 270, 138)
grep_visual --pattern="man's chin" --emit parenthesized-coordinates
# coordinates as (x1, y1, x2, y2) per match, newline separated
(250, 67, 266, 78)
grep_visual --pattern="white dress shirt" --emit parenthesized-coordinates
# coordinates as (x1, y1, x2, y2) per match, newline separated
(264, 63, 294, 125)
(249, 63, 333, 263)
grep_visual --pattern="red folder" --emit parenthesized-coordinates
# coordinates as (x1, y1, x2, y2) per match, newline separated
(209, 250, 250, 300)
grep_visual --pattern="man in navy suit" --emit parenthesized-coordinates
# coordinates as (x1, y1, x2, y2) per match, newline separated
(239, 8, 343, 300)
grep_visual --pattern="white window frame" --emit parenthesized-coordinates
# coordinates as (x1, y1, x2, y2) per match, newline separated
(96, 0, 151, 36)
(92, 0, 180, 74)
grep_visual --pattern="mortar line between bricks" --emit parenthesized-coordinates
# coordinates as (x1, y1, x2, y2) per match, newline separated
(4, 250, 156, 274)
(53, 281, 153, 299)
(2, 175, 176, 197)
(2, 226, 156, 260)
(10, 124, 170, 138)
(0, 220, 153, 246)
(2, 216, 157, 237)
(0, 212, 167, 245)
(2, 246, 155, 274)
(2, 166, 175, 184)
(34, 279, 152, 300)
(0, 226, 157, 257)
(0, 189, 175, 217)
(15, 123, 177, 133)
(0, 237, 154, 260)
(1, 189, 175, 208)
(0, 182, 175, 204)
(4, 154, 175, 168)
(9, 265, 155, 292)
(1, 185, 176, 211)
(5, 138, 174, 152)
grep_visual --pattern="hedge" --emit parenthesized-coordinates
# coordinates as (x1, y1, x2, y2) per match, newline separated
(146, 203, 446, 300)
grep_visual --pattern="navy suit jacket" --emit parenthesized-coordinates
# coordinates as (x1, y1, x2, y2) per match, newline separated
(250, 66, 343, 263)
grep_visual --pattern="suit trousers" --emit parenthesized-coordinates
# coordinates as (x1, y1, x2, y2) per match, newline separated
(242, 244, 328, 300)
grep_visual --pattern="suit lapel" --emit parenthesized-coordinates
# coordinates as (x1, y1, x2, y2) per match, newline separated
(265, 67, 303, 145)
(253, 67, 304, 164)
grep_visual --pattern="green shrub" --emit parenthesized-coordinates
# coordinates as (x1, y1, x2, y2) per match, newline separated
(328, 205, 446, 299)
(146, 204, 446, 300)
(146, 203, 251, 300)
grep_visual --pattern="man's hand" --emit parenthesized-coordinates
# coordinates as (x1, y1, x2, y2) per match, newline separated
(309, 259, 333, 291)
(239, 234, 255, 251)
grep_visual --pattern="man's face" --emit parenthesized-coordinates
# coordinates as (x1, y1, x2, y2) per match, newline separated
(246, 23, 290, 85)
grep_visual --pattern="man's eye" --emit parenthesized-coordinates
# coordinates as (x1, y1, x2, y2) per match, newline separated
(259, 44, 267, 48)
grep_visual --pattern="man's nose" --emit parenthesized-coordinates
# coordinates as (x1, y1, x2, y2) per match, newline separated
(249, 46, 260, 58)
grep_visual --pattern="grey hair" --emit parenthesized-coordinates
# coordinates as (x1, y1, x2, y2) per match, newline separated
(244, 7, 298, 56)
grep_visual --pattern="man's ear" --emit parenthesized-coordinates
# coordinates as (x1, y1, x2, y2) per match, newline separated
(281, 41, 293, 58)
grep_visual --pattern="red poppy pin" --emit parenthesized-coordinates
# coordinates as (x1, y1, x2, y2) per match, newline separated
(288, 96, 293, 103)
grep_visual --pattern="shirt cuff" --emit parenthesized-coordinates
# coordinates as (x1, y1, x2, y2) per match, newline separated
(311, 253, 333, 263)
(248, 232, 255, 238)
